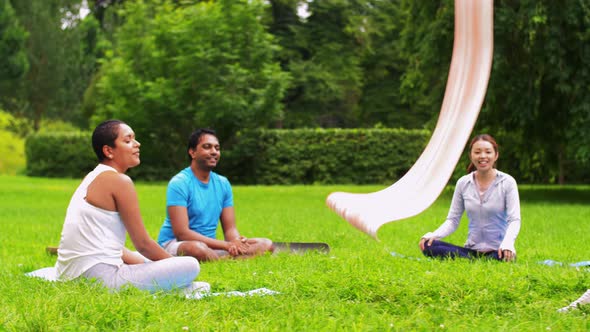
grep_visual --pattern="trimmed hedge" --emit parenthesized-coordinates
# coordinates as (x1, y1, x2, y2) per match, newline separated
(25, 128, 431, 184)
(24, 128, 590, 184)
(218, 128, 431, 184)
(25, 131, 96, 178)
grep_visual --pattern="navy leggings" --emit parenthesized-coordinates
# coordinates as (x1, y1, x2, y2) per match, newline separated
(422, 239, 501, 261)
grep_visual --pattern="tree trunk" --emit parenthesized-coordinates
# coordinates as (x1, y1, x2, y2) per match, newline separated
(558, 145, 565, 185)
(33, 102, 42, 132)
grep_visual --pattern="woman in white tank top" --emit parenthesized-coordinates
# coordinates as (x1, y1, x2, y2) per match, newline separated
(55, 120, 201, 291)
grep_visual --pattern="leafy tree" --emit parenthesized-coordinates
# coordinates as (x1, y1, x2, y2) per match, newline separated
(268, 0, 451, 129)
(393, 0, 454, 129)
(59, 15, 107, 127)
(90, 0, 290, 179)
(354, 0, 590, 183)
(0, 0, 28, 108)
(480, 0, 590, 183)
(9, 0, 64, 130)
(358, 1, 444, 128)
(266, 0, 303, 71)
(274, 0, 372, 128)
(9, 0, 99, 130)
(92, 0, 124, 26)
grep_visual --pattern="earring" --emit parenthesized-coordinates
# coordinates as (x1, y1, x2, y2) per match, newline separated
(109, 155, 113, 159)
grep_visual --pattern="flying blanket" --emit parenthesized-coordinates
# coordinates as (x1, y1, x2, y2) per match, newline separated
(327, 0, 494, 238)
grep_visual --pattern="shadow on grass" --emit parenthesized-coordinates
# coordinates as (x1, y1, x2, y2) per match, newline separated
(519, 187, 590, 205)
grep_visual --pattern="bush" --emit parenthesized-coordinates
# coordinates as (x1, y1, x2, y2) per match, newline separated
(37, 119, 81, 133)
(0, 110, 27, 174)
(0, 130, 25, 175)
(25, 131, 95, 178)
(0, 109, 31, 137)
(22, 127, 590, 184)
(25, 128, 431, 184)
(218, 128, 431, 184)
(24, 130, 175, 180)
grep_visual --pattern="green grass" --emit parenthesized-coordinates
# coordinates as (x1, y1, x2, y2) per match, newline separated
(1, 175, 590, 331)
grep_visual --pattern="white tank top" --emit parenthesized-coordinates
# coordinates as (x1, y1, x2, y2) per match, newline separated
(55, 164, 126, 280)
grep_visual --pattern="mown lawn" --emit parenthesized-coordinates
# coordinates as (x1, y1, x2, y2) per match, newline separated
(1, 175, 590, 331)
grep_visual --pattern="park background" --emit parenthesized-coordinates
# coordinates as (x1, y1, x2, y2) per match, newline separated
(1, 0, 590, 331)
(1, 0, 590, 183)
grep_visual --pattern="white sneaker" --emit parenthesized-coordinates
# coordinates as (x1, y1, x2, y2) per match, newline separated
(557, 289, 590, 312)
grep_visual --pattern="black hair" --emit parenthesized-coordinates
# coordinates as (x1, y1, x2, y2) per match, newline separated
(187, 128, 217, 162)
(92, 120, 125, 162)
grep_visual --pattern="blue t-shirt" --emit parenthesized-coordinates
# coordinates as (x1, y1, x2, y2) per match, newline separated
(157, 167, 233, 245)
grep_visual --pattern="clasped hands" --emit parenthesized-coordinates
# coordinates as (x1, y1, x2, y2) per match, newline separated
(227, 236, 250, 256)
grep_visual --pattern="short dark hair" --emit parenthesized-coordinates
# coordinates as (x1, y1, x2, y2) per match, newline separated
(92, 120, 125, 162)
(187, 128, 217, 162)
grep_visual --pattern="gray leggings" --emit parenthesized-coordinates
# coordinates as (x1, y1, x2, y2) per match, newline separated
(82, 256, 200, 292)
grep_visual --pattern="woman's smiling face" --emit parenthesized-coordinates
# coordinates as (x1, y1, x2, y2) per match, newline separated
(470, 139, 498, 172)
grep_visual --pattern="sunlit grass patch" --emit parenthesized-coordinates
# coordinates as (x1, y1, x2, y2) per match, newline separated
(1, 175, 590, 330)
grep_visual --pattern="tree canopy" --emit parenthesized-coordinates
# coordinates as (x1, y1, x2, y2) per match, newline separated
(3, 0, 590, 183)
(89, 0, 290, 177)
(0, 0, 28, 104)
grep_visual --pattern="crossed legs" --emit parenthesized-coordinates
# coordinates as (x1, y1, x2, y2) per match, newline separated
(421, 239, 502, 261)
(166, 238, 274, 261)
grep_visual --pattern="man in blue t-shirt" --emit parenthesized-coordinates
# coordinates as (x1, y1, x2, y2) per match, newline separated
(157, 128, 273, 261)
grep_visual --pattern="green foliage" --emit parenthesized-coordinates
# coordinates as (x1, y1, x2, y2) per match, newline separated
(25, 131, 95, 178)
(90, 0, 290, 180)
(5, 1, 590, 183)
(0, 109, 31, 137)
(477, 0, 590, 182)
(220, 128, 430, 184)
(8, 0, 104, 129)
(58, 14, 108, 127)
(356, 1, 411, 128)
(23, 126, 590, 184)
(270, 0, 452, 129)
(37, 118, 81, 133)
(397, 0, 453, 111)
(277, 0, 372, 128)
(24, 128, 429, 183)
(0, 111, 82, 176)
(0, 133, 23, 175)
(357, 0, 454, 130)
(0, 0, 28, 116)
(9, 0, 69, 129)
(0, 0, 28, 87)
(0, 110, 27, 174)
(2, 176, 590, 330)
(0, 130, 24, 175)
(396, 0, 454, 130)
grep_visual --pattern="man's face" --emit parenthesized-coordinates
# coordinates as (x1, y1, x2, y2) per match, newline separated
(190, 134, 220, 171)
